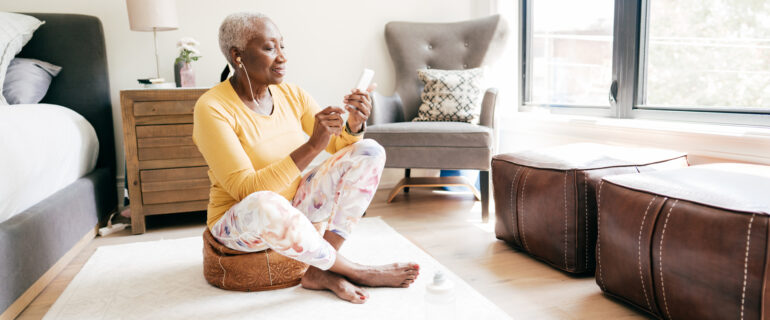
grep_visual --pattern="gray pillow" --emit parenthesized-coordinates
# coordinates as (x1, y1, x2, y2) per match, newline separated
(2, 58, 61, 105)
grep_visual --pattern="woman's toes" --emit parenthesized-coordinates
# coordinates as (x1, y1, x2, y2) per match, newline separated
(341, 287, 365, 304)
(304, 269, 370, 304)
(354, 288, 369, 300)
(351, 292, 367, 304)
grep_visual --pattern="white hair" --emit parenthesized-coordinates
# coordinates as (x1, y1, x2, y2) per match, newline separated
(218, 12, 267, 65)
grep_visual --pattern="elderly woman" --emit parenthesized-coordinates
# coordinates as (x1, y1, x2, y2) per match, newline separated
(192, 12, 418, 303)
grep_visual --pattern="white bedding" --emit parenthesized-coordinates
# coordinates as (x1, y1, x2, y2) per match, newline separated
(0, 104, 98, 223)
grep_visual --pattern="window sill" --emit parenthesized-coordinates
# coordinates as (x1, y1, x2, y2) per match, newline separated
(498, 111, 770, 165)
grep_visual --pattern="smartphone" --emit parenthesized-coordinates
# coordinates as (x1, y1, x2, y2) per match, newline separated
(344, 69, 375, 115)
(355, 68, 375, 91)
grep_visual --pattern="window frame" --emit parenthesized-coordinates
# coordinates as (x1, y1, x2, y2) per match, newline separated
(518, 0, 770, 127)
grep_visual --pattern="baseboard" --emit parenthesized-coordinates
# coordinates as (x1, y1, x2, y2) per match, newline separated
(0, 227, 97, 320)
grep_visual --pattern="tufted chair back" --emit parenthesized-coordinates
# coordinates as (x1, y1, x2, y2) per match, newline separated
(384, 14, 508, 121)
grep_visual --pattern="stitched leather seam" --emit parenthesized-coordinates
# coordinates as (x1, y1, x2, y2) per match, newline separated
(564, 171, 569, 270)
(584, 172, 589, 270)
(638, 196, 657, 311)
(741, 213, 756, 320)
(659, 199, 679, 320)
(596, 180, 606, 291)
(520, 169, 532, 252)
(218, 255, 227, 288)
(265, 252, 274, 286)
(509, 166, 522, 246)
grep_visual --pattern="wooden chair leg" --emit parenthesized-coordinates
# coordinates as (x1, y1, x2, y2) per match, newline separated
(404, 168, 411, 193)
(387, 178, 408, 203)
(387, 176, 479, 203)
(480, 170, 489, 223)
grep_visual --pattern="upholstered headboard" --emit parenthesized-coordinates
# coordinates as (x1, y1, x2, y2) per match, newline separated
(384, 15, 508, 121)
(17, 13, 116, 179)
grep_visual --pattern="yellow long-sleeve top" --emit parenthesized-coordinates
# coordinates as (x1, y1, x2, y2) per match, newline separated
(193, 80, 362, 229)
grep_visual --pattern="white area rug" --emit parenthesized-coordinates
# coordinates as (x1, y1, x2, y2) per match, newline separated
(44, 218, 511, 320)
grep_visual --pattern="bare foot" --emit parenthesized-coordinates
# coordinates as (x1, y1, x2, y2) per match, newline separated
(348, 262, 420, 288)
(301, 267, 369, 304)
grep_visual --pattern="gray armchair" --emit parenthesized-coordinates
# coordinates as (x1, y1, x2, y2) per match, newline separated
(366, 15, 508, 222)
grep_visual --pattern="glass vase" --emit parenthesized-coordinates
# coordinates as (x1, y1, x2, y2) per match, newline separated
(174, 61, 196, 87)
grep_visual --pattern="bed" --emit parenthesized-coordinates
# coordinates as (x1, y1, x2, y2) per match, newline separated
(0, 13, 117, 319)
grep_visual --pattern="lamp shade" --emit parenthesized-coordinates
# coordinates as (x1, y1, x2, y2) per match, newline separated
(126, 0, 179, 31)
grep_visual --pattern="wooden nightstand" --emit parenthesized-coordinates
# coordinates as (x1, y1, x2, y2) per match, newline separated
(120, 88, 209, 234)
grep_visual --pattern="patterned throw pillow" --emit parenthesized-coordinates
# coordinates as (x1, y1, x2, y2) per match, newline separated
(413, 68, 483, 123)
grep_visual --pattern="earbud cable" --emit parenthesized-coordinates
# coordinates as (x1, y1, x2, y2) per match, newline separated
(240, 62, 259, 106)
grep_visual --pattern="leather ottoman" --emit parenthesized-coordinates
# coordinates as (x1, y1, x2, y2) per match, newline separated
(202, 229, 308, 291)
(492, 143, 687, 273)
(596, 163, 770, 320)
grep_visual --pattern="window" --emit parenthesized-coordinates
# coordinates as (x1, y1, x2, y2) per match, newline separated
(642, 0, 770, 112)
(520, 0, 770, 124)
(527, 0, 614, 107)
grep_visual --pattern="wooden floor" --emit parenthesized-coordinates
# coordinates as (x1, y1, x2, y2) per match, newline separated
(17, 188, 650, 319)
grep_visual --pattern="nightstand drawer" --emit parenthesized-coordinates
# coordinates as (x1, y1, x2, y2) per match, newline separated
(136, 125, 200, 159)
(140, 166, 209, 188)
(138, 145, 203, 161)
(142, 188, 209, 205)
(133, 100, 196, 116)
(136, 124, 193, 138)
(138, 158, 207, 170)
(140, 167, 210, 205)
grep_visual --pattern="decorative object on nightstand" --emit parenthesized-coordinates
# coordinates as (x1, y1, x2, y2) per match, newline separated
(174, 37, 201, 87)
(126, 0, 179, 85)
(121, 88, 209, 234)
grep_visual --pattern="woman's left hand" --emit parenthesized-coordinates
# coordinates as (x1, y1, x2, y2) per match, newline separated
(343, 84, 376, 134)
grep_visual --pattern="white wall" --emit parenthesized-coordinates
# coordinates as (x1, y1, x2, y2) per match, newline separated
(3, 0, 495, 183)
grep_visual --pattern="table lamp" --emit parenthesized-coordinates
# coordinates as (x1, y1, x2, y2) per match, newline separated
(126, 0, 179, 84)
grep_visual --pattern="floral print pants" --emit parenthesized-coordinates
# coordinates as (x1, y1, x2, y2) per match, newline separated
(211, 139, 386, 270)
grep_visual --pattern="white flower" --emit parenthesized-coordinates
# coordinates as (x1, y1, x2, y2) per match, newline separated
(176, 37, 202, 63)
(176, 37, 200, 48)
(179, 44, 200, 54)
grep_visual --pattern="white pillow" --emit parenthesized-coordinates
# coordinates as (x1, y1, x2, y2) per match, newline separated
(412, 68, 484, 123)
(0, 12, 44, 105)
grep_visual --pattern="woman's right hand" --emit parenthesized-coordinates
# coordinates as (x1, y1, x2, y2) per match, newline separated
(308, 106, 345, 151)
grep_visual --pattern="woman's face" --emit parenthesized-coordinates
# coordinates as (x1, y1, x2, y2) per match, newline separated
(239, 19, 287, 85)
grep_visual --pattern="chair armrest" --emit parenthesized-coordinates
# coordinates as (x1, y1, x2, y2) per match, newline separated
(479, 88, 498, 128)
(368, 91, 405, 125)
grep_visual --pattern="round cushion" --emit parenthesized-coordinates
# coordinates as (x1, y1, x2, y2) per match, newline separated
(202, 229, 308, 291)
